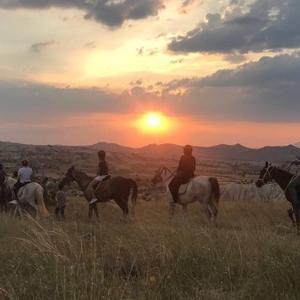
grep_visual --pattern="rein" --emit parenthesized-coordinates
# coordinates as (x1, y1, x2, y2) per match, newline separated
(257, 165, 273, 184)
(155, 166, 176, 184)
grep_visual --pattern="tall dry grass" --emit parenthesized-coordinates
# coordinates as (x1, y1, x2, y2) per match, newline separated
(0, 198, 300, 300)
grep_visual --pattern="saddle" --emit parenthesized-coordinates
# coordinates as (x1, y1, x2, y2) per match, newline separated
(93, 175, 111, 190)
(15, 182, 32, 203)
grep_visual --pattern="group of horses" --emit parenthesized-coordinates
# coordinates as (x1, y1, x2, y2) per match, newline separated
(0, 162, 299, 230)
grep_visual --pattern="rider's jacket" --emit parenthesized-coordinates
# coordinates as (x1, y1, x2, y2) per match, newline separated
(97, 160, 109, 176)
(177, 154, 196, 179)
(18, 167, 33, 183)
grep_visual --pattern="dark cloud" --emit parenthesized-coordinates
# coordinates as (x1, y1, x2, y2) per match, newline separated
(0, 81, 130, 123)
(1, 53, 300, 127)
(169, 0, 300, 54)
(0, 0, 165, 28)
(180, 0, 202, 13)
(30, 40, 57, 53)
(163, 53, 300, 122)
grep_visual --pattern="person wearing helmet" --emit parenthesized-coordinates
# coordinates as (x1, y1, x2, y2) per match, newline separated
(14, 160, 33, 199)
(89, 150, 109, 205)
(168, 145, 196, 204)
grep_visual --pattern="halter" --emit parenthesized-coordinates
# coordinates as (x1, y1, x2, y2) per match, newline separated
(257, 165, 273, 184)
(153, 166, 176, 184)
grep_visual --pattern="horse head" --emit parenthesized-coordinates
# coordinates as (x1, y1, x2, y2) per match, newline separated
(256, 162, 274, 188)
(151, 167, 163, 185)
(151, 166, 173, 186)
(60, 166, 76, 187)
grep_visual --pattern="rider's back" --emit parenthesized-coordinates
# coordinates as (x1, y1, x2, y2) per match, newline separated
(18, 166, 33, 183)
(177, 155, 196, 178)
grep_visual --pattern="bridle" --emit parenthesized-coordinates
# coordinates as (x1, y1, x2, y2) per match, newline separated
(257, 165, 273, 185)
(152, 166, 175, 185)
(257, 165, 297, 192)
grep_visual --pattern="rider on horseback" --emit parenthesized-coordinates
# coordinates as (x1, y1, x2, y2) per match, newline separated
(169, 145, 196, 204)
(14, 159, 33, 199)
(89, 150, 109, 205)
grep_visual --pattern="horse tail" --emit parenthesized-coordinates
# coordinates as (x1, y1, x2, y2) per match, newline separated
(129, 179, 138, 217)
(35, 186, 50, 218)
(209, 177, 220, 217)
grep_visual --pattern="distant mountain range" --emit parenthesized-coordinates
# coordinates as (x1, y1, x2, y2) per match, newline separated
(1, 140, 300, 162)
(91, 142, 300, 162)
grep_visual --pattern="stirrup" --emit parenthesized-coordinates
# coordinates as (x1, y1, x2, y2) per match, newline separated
(89, 198, 98, 205)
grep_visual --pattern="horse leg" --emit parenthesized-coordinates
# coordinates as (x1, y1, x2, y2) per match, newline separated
(169, 203, 176, 222)
(204, 204, 212, 220)
(114, 198, 129, 220)
(93, 204, 100, 222)
(293, 204, 300, 231)
(88, 205, 93, 220)
(182, 204, 187, 223)
(208, 201, 218, 223)
(288, 207, 296, 226)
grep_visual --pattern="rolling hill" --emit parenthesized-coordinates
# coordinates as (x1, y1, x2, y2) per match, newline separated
(91, 142, 300, 162)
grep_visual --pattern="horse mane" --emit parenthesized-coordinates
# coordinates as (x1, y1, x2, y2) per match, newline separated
(272, 166, 293, 177)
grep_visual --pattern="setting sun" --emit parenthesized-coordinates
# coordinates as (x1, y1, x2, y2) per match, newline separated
(135, 112, 173, 134)
(146, 113, 161, 128)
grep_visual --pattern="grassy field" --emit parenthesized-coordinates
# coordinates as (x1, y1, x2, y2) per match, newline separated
(0, 198, 300, 300)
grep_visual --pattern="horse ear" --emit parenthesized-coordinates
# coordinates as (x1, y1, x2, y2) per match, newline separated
(265, 161, 269, 168)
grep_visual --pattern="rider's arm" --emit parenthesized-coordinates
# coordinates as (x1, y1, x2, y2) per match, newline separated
(192, 157, 196, 172)
(17, 169, 21, 181)
(177, 156, 184, 172)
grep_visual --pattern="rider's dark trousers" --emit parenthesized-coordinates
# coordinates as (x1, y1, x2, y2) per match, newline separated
(169, 174, 190, 203)
(55, 205, 65, 220)
(13, 181, 30, 200)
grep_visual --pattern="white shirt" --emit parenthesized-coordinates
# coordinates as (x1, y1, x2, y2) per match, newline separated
(18, 167, 33, 183)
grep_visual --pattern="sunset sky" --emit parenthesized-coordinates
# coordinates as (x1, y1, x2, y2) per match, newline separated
(1, 0, 300, 147)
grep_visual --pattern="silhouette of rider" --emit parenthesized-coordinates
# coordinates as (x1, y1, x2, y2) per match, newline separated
(89, 150, 109, 205)
(169, 145, 196, 204)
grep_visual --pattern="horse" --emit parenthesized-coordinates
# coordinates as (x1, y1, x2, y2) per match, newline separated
(60, 166, 138, 221)
(4, 177, 50, 218)
(148, 166, 220, 221)
(256, 162, 300, 229)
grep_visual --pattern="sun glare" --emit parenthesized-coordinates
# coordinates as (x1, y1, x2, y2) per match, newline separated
(136, 112, 171, 134)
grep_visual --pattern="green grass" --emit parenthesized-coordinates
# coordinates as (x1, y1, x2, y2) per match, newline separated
(0, 199, 300, 300)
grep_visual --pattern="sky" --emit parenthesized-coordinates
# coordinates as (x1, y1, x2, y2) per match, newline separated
(1, 0, 300, 148)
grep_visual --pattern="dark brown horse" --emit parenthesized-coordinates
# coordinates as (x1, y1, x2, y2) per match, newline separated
(256, 162, 300, 229)
(0, 183, 9, 213)
(60, 166, 138, 221)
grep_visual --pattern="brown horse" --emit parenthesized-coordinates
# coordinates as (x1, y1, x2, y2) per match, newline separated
(60, 166, 138, 221)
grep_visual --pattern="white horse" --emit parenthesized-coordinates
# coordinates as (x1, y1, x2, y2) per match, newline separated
(148, 166, 220, 220)
(5, 177, 49, 217)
